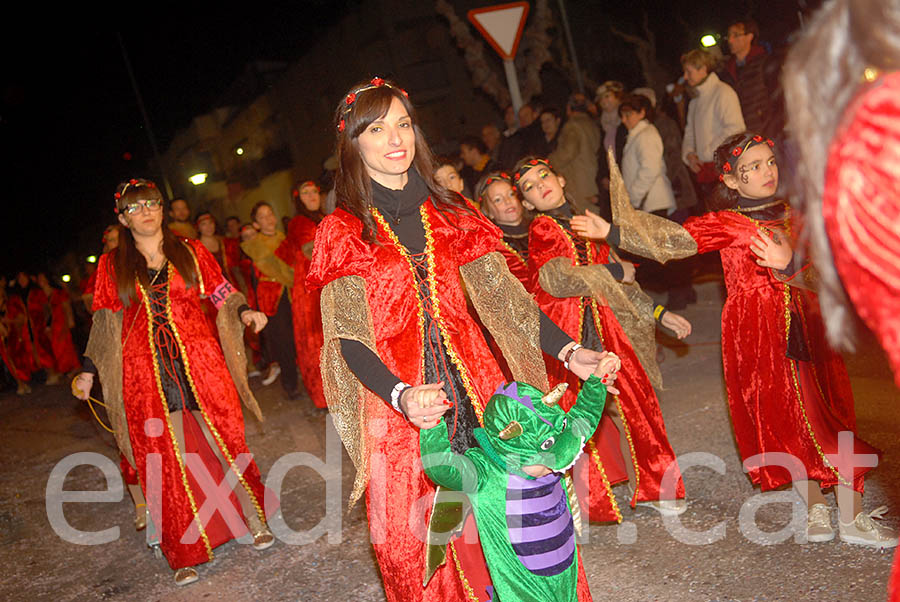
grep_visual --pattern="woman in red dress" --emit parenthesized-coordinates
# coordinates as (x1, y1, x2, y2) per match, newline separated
(36, 273, 80, 375)
(276, 181, 327, 409)
(307, 78, 611, 602)
(6, 273, 36, 389)
(514, 157, 691, 523)
(576, 133, 894, 548)
(73, 178, 276, 586)
(475, 172, 530, 287)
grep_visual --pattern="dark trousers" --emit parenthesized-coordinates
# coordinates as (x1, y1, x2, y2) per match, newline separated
(262, 292, 298, 394)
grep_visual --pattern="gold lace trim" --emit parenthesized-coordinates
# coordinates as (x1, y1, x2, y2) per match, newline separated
(138, 270, 213, 560)
(319, 275, 378, 508)
(215, 292, 264, 422)
(460, 252, 548, 392)
(606, 147, 697, 263)
(85, 308, 132, 466)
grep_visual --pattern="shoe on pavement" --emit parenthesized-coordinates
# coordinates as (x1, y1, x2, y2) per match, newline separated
(261, 364, 281, 386)
(636, 498, 688, 516)
(806, 503, 835, 543)
(839, 506, 898, 548)
(174, 567, 199, 586)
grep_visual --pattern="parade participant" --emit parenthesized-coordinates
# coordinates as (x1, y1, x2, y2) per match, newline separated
(275, 181, 327, 410)
(575, 134, 895, 548)
(72, 178, 276, 586)
(0, 283, 31, 395)
(35, 273, 79, 376)
(307, 77, 612, 602)
(26, 273, 59, 384)
(241, 202, 299, 398)
(515, 156, 691, 522)
(420, 362, 620, 602)
(168, 199, 198, 239)
(476, 172, 530, 285)
(224, 216, 242, 240)
(7, 273, 36, 386)
(433, 158, 467, 198)
(82, 225, 119, 312)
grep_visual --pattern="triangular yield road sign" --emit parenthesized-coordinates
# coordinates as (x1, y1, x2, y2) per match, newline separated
(467, 2, 530, 60)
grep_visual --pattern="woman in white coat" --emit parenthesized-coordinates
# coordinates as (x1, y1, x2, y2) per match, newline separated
(618, 94, 676, 215)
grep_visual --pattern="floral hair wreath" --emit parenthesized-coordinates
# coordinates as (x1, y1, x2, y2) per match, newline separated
(292, 180, 320, 197)
(113, 178, 156, 213)
(513, 158, 554, 186)
(477, 172, 512, 203)
(717, 134, 775, 182)
(337, 77, 410, 133)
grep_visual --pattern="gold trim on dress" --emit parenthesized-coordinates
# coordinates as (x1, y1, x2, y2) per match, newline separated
(138, 269, 213, 560)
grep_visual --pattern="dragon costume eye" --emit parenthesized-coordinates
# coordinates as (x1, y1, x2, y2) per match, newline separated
(561, 417, 567, 430)
(540, 436, 556, 451)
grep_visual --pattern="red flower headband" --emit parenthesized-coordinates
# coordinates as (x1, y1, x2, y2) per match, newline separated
(513, 158, 554, 186)
(292, 180, 320, 197)
(718, 135, 775, 181)
(338, 77, 410, 133)
(113, 178, 156, 213)
(477, 172, 512, 203)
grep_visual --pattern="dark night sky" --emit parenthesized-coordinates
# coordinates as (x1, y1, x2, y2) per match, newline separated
(1, 1, 812, 279)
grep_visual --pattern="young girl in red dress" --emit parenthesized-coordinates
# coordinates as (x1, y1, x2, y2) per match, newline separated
(574, 133, 896, 548)
(276, 181, 327, 409)
(514, 157, 691, 523)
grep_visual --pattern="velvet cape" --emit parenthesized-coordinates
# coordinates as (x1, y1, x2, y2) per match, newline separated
(91, 240, 273, 569)
(528, 214, 686, 523)
(680, 209, 877, 492)
(276, 215, 327, 408)
(308, 201, 516, 602)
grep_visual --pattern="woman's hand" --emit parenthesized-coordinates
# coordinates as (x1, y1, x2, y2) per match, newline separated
(400, 382, 452, 429)
(241, 309, 268, 333)
(660, 311, 692, 339)
(750, 229, 793, 270)
(570, 209, 611, 240)
(686, 153, 702, 174)
(72, 372, 94, 401)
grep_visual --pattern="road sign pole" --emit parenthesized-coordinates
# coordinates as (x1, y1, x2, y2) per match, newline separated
(503, 58, 524, 116)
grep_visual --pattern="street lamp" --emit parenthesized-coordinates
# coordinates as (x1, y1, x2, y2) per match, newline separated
(700, 34, 717, 47)
(61, 274, 71, 283)
(86, 255, 98, 264)
(189, 173, 208, 186)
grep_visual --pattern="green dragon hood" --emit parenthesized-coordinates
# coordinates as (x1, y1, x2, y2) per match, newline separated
(481, 381, 585, 474)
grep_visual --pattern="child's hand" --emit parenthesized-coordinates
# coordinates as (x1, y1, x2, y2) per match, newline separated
(570, 209, 611, 240)
(750, 228, 793, 270)
(593, 351, 621, 395)
(660, 311, 692, 339)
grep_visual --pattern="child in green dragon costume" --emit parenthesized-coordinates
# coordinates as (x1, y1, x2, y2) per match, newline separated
(419, 354, 620, 601)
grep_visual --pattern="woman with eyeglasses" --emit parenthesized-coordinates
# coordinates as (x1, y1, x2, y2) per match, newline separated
(72, 179, 276, 586)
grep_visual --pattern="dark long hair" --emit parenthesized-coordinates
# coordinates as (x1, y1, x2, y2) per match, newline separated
(332, 78, 472, 243)
(111, 179, 198, 306)
(782, 0, 900, 348)
(707, 132, 757, 211)
(292, 181, 324, 224)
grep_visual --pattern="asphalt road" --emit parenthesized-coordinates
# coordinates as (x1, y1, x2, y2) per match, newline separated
(1, 277, 897, 601)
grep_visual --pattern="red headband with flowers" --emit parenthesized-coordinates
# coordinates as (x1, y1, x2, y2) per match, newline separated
(477, 172, 512, 203)
(513, 158, 554, 186)
(718, 135, 775, 181)
(337, 77, 410, 133)
(113, 178, 156, 213)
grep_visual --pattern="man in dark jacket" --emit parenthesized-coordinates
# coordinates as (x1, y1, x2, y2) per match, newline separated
(721, 19, 783, 138)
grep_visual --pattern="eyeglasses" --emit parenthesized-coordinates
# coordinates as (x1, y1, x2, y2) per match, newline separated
(727, 31, 748, 39)
(122, 199, 163, 215)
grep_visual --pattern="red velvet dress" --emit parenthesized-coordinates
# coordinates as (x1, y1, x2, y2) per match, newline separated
(529, 215, 686, 523)
(92, 241, 274, 570)
(276, 215, 326, 408)
(48, 289, 79, 373)
(27, 288, 55, 371)
(682, 209, 878, 492)
(308, 202, 592, 602)
(6, 294, 35, 379)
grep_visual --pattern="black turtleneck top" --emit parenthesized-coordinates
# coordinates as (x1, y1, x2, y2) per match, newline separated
(339, 169, 574, 408)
